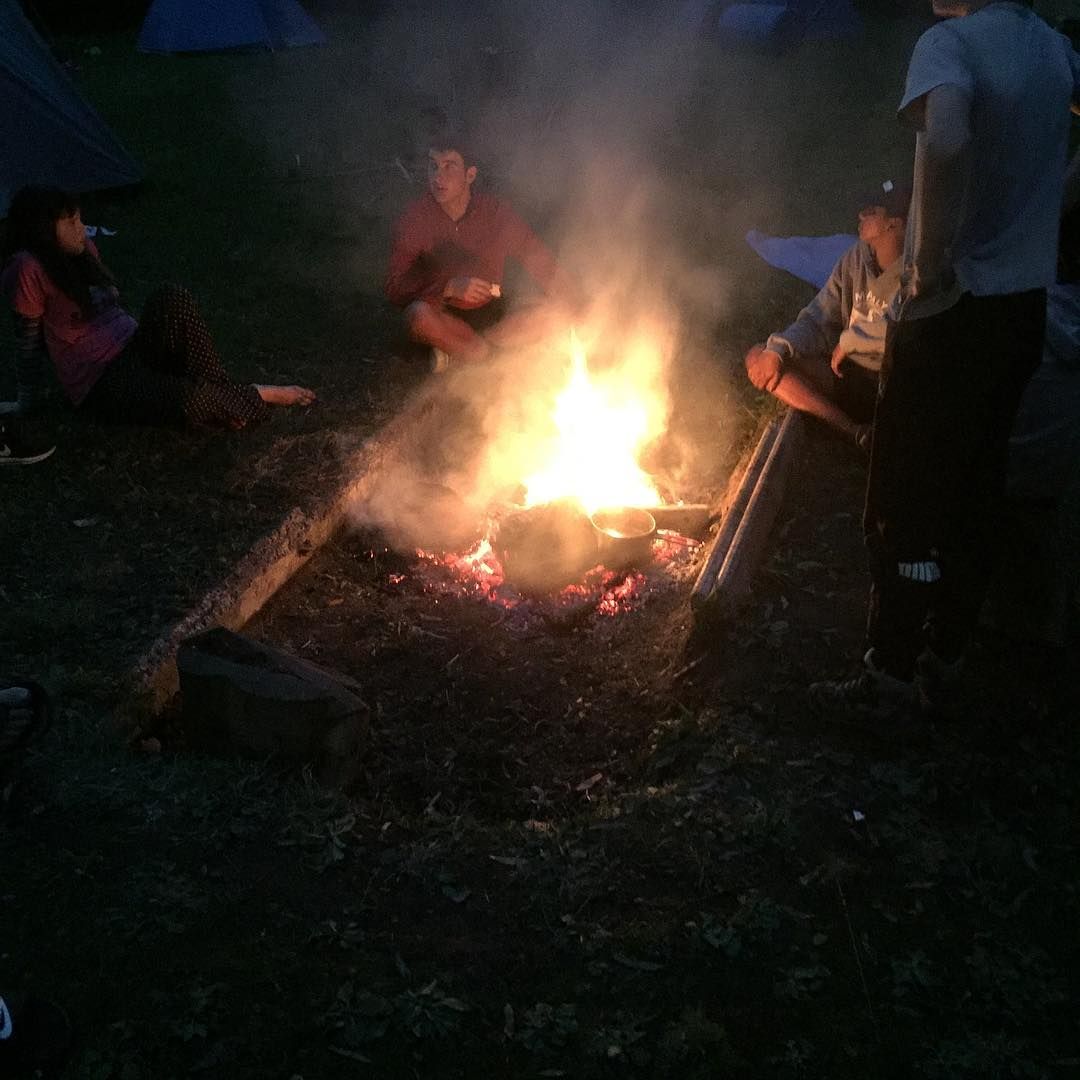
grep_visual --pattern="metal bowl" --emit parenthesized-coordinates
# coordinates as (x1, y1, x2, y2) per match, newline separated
(589, 507, 657, 568)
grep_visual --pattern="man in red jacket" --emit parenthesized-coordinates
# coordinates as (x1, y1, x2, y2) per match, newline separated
(385, 125, 573, 371)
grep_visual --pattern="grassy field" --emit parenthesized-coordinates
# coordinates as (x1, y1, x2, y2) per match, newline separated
(3, 3, 1078, 1078)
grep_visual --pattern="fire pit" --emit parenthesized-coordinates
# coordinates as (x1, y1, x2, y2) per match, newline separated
(346, 324, 712, 628)
(392, 489, 705, 633)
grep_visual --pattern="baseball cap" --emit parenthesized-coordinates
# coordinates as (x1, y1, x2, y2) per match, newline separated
(859, 179, 912, 218)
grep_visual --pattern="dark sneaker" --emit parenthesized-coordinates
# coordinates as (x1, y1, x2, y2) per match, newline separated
(0, 993, 74, 1076)
(808, 648, 919, 719)
(0, 419, 55, 465)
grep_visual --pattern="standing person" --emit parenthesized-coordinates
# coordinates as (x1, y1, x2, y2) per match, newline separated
(1, 187, 316, 436)
(385, 121, 575, 372)
(812, 0, 1080, 714)
(744, 180, 911, 450)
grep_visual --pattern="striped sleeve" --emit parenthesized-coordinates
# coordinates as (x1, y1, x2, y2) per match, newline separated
(12, 311, 47, 412)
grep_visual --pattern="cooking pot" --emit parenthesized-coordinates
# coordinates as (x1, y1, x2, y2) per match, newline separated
(494, 498, 599, 593)
(589, 506, 657, 569)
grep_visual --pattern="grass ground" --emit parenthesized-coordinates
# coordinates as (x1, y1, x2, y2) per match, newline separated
(3, 3, 1078, 1077)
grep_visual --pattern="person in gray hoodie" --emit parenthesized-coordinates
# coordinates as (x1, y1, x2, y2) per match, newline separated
(744, 181, 910, 449)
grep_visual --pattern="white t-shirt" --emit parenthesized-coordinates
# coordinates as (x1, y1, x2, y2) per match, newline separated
(898, 2, 1080, 316)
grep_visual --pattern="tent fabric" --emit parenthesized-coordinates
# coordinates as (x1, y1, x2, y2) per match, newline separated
(795, 0, 861, 42)
(137, 0, 326, 53)
(717, 3, 789, 43)
(745, 229, 857, 289)
(718, 0, 861, 49)
(0, 1, 142, 215)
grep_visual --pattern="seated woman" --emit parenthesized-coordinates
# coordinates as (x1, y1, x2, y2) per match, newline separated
(1, 186, 315, 439)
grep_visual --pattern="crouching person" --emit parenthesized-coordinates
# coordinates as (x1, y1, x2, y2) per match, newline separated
(744, 181, 910, 450)
(385, 121, 575, 372)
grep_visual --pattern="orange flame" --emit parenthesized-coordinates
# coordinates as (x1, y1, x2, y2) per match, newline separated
(521, 328, 668, 514)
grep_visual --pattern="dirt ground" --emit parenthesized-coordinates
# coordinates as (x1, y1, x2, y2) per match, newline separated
(228, 418, 1078, 1079)
(9, 416, 1077, 1079)
(3, 3, 1079, 1078)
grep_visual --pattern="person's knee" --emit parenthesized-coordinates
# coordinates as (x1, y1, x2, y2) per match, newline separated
(404, 301, 439, 343)
(146, 282, 195, 318)
(153, 283, 192, 303)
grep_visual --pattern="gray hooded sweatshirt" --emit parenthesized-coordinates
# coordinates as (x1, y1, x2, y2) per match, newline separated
(766, 242, 902, 374)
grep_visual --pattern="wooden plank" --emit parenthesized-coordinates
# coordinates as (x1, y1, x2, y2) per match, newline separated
(690, 416, 782, 611)
(639, 503, 711, 537)
(708, 408, 805, 610)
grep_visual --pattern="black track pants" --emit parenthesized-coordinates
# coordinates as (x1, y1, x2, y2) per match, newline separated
(863, 289, 1045, 678)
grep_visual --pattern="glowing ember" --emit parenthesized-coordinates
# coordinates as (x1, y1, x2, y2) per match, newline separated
(595, 571, 645, 616)
(411, 530, 701, 629)
(520, 329, 668, 514)
(459, 538, 498, 577)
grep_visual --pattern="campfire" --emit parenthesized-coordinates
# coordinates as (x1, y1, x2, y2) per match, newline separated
(518, 328, 664, 514)
(363, 326, 708, 625)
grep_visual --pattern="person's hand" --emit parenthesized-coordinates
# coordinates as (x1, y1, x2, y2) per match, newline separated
(830, 343, 848, 378)
(744, 344, 785, 394)
(444, 277, 495, 308)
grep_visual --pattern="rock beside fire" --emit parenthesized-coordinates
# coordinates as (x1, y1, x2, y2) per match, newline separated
(177, 627, 368, 790)
(494, 498, 599, 593)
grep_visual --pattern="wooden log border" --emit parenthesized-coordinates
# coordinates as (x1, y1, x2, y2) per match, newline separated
(692, 408, 804, 618)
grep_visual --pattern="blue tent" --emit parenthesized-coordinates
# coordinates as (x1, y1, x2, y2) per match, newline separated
(718, 0, 861, 49)
(1, 1, 142, 214)
(138, 0, 326, 54)
(745, 229, 856, 289)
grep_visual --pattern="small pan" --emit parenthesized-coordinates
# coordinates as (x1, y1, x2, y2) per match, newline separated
(589, 506, 657, 569)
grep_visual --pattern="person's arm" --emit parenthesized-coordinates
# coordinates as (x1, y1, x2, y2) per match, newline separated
(905, 83, 972, 300)
(1064, 146, 1080, 216)
(385, 209, 438, 308)
(11, 313, 47, 413)
(1070, 42, 1080, 117)
(765, 251, 849, 365)
(2, 256, 48, 414)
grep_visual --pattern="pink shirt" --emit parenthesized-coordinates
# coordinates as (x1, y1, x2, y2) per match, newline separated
(1, 239, 137, 405)
(385, 192, 561, 308)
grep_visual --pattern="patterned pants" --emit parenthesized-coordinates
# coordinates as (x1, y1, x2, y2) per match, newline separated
(83, 285, 268, 428)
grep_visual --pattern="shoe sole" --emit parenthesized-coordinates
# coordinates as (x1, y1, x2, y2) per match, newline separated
(0, 445, 55, 465)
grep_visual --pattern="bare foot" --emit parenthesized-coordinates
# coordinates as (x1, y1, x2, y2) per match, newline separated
(254, 384, 317, 407)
